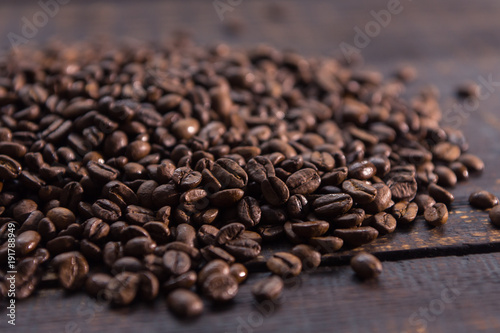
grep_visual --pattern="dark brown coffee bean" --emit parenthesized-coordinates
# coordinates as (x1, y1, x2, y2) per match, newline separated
(82, 217, 109, 242)
(252, 275, 284, 301)
(450, 161, 469, 181)
(291, 220, 329, 238)
(428, 183, 454, 205)
(292, 244, 321, 270)
(143, 222, 170, 244)
(385, 171, 417, 202)
(309, 151, 335, 172)
(212, 158, 248, 189)
(363, 183, 392, 213)
(414, 194, 436, 214)
(87, 161, 119, 183)
(200, 245, 235, 264)
(92, 199, 122, 222)
(216, 223, 245, 245)
(163, 271, 197, 293)
(197, 224, 220, 246)
(287, 194, 309, 220)
(0, 141, 27, 158)
(332, 209, 365, 228)
(432, 142, 461, 162)
(350, 252, 382, 279)
(12, 199, 38, 222)
(469, 190, 499, 209)
(103, 242, 124, 267)
(15, 230, 41, 256)
(162, 242, 201, 262)
(105, 272, 140, 306)
(60, 181, 84, 211)
(309, 236, 344, 254)
(46, 235, 77, 255)
(246, 156, 275, 183)
(224, 238, 261, 261)
(198, 259, 230, 287)
(126, 141, 151, 162)
(322, 167, 348, 186)
(46, 207, 76, 230)
(80, 239, 102, 261)
(125, 205, 155, 225)
(112, 256, 143, 274)
(392, 201, 418, 224)
(53, 251, 89, 290)
(202, 272, 239, 302)
(230, 263, 248, 284)
(237, 196, 261, 228)
(266, 252, 302, 277)
(333, 227, 379, 247)
(348, 160, 376, 180)
(342, 179, 377, 204)
(312, 193, 353, 217)
(163, 250, 191, 276)
(286, 168, 321, 195)
(435, 166, 457, 188)
(261, 176, 290, 206)
(209, 188, 244, 207)
(459, 154, 484, 173)
(424, 203, 449, 226)
(167, 289, 204, 318)
(138, 271, 159, 301)
(37, 217, 57, 241)
(85, 273, 112, 297)
(371, 212, 397, 235)
(489, 205, 500, 227)
(124, 237, 156, 257)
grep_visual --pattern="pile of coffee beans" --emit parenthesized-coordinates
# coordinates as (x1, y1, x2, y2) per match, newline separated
(0, 39, 494, 317)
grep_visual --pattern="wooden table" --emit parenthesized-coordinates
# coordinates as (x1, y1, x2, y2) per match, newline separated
(1, 1, 500, 332)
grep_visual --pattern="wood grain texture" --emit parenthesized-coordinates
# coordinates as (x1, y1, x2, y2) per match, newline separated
(1, 0, 500, 332)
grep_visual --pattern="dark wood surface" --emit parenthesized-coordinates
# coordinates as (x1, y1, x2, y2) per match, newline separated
(1, 1, 500, 332)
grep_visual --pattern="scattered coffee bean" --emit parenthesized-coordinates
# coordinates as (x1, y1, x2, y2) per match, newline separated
(252, 275, 284, 301)
(489, 206, 500, 227)
(167, 289, 204, 318)
(424, 203, 449, 226)
(469, 190, 499, 209)
(350, 252, 382, 279)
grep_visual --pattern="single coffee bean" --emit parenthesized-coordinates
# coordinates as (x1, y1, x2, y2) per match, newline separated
(229, 263, 248, 283)
(435, 166, 457, 188)
(83, 217, 110, 242)
(459, 153, 484, 173)
(312, 193, 353, 217)
(125, 205, 156, 225)
(371, 212, 397, 235)
(209, 189, 245, 207)
(424, 203, 449, 226)
(392, 201, 418, 224)
(428, 183, 454, 205)
(286, 194, 309, 220)
(105, 272, 140, 306)
(92, 199, 122, 222)
(143, 222, 171, 244)
(342, 179, 377, 204)
(85, 273, 112, 297)
(212, 158, 248, 189)
(167, 289, 204, 318)
(266, 252, 302, 277)
(469, 190, 499, 209)
(202, 272, 239, 302)
(332, 208, 365, 229)
(414, 194, 436, 214)
(163, 271, 197, 293)
(489, 205, 500, 227)
(333, 227, 379, 247)
(261, 176, 290, 206)
(111, 256, 143, 274)
(124, 237, 156, 257)
(197, 224, 220, 246)
(350, 252, 382, 279)
(308, 236, 344, 254)
(291, 244, 321, 270)
(46, 207, 76, 230)
(87, 161, 119, 183)
(15, 230, 41, 256)
(103, 242, 123, 267)
(237, 196, 261, 228)
(12, 199, 38, 222)
(53, 251, 89, 290)
(163, 250, 191, 276)
(138, 271, 159, 301)
(216, 223, 245, 245)
(252, 275, 284, 301)
(201, 245, 236, 264)
(224, 238, 261, 261)
(321, 167, 348, 186)
(348, 160, 376, 180)
(290, 220, 329, 238)
(363, 183, 392, 213)
(286, 168, 321, 195)
(46, 235, 77, 255)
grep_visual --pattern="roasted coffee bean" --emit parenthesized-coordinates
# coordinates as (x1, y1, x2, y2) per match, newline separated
(163, 271, 197, 293)
(237, 196, 261, 228)
(309, 151, 335, 171)
(200, 245, 235, 264)
(363, 183, 392, 213)
(126, 141, 151, 162)
(333, 227, 379, 247)
(202, 272, 239, 302)
(432, 142, 461, 163)
(92, 199, 122, 222)
(124, 237, 156, 257)
(46, 207, 76, 230)
(371, 212, 397, 235)
(261, 176, 290, 206)
(332, 209, 365, 228)
(246, 157, 275, 183)
(80, 239, 102, 261)
(138, 271, 159, 301)
(348, 161, 376, 180)
(37, 217, 57, 241)
(15, 230, 41, 256)
(46, 235, 77, 255)
(322, 167, 348, 186)
(450, 161, 469, 181)
(350, 252, 382, 279)
(230, 263, 248, 284)
(287, 194, 309, 220)
(197, 224, 220, 246)
(198, 259, 230, 286)
(428, 183, 454, 205)
(266, 252, 302, 277)
(216, 223, 245, 245)
(342, 179, 377, 204)
(209, 188, 244, 207)
(85, 273, 112, 297)
(309, 236, 344, 253)
(212, 158, 248, 189)
(103, 242, 123, 267)
(106, 272, 140, 306)
(292, 244, 321, 270)
(87, 161, 119, 183)
(469, 190, 499, 209)
(424, 203, 449, 226)
(12, 199, 38, 222)
(313, 193, 353, 217)
(143, 222, 170, 244)
(83, 217, 110, 242)
(459, 154, 484, 173)
(291, 220, 329, 238)
(224, 238, 261, 261)
(435, 166, 457, 188)
(125, 205, 156, 225)
(252, 275, 284, 301)
(167, 289, 204, 318)
(53, 251, 89, 290)
(163, 250, 191, 276)
(163, 242, 201, 262)
(112, 256, 143, 274)
(392, 201, 418, 224)
(414, 194, 436, 214)
(0, 141, 27, 158)
(489, 205, 500, 227)
(385, 172, 418, 202)
(286, 168, 321, 195)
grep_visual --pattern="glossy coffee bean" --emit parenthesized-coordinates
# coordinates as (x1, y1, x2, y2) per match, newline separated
(350, 252, 382, 279)
(252, 275, 284, 301)
(469, 190, 499, 209)
(424, 203, 449, 226)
